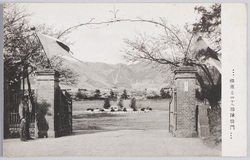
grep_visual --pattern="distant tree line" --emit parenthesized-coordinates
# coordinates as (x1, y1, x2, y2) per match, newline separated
(75, 89, 103, 100)
(74, 88, 171, 100)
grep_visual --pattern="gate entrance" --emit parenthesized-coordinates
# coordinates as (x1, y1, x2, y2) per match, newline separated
(5, 70, 72, 139)
(35, 70, 72, 138)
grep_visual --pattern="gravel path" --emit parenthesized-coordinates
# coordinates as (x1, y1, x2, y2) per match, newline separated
(3, 129, 221, 157)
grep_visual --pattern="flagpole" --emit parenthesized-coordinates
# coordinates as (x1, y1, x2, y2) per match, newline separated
(31, 27, 52, 69)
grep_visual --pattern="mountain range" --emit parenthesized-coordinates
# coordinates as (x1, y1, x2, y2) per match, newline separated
(60, 60, 173, 91)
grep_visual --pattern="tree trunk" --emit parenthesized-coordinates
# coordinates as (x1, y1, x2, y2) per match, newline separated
(207, 105, 221, 145)
(4, 73, 10, 138)
(26, 72, 35, 113)
(196, 72, 221, 145)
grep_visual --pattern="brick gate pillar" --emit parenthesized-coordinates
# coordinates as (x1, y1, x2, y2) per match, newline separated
(35, 70, 60, 138)
(174, 66, 198, 137)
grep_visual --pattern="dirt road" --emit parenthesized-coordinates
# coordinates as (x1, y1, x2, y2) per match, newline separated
(3, 129, 221, 157)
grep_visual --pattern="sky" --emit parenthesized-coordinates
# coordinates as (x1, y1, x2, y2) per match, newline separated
(24, 3, 211, 64)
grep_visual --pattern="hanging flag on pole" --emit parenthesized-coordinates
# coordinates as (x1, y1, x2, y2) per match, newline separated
(36, 32, 80, 62)
(193, 36, 221, 73)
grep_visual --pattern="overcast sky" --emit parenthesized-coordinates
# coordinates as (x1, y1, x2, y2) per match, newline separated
(25, 3, 211, 64)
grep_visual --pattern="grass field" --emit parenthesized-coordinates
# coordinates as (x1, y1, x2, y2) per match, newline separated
(72, 99, 169, 132)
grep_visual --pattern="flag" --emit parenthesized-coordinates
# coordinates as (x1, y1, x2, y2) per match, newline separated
(193, 36, 221, 73)
(36, 32, 79, 62)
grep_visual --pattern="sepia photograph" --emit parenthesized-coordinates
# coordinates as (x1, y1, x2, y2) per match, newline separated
(1, 2, 247, 157)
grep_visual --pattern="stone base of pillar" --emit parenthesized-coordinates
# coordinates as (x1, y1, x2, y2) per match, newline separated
(174, 130, 198, 138)
(47, 131, 56, 138)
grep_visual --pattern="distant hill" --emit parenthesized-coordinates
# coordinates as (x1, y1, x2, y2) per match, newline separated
(59, 60, 174, 91)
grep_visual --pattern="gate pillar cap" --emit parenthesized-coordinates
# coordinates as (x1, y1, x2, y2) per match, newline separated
(36, 69, 60, 77)
(174, 66, 197, 80)
(174, 66, 197, 74)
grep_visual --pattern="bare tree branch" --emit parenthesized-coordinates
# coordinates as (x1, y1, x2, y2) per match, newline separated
(185, 33, 195, 57)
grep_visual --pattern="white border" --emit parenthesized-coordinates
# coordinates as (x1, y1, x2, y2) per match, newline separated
(221, 3, 247, 156)
(0, 1, 249, 160)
